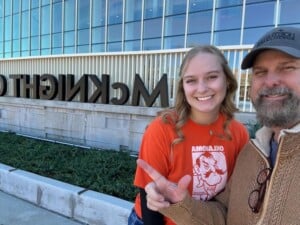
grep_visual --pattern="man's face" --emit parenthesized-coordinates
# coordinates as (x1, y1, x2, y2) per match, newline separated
(250, 50, 300, 128)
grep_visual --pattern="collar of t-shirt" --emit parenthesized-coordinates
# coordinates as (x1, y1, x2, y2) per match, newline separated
(269, 134, 278, 168)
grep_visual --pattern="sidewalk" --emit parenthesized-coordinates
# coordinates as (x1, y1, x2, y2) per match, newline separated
(0, 163, 133, 225)
(0, 190, 84, 225)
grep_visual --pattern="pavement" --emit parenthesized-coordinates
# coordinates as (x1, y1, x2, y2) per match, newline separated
(0, 163, 133, 225)
(0, 190, 85, 225)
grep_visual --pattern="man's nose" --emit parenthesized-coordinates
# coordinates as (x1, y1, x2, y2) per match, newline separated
(264, 72, 281, 87)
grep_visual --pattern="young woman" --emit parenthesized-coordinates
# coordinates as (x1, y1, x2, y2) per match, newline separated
(128, 45, 249, 225)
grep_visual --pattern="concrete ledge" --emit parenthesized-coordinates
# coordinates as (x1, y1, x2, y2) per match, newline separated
(0, 163, 133, 225)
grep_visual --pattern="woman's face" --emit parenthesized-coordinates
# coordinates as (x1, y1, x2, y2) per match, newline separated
(182, 52, 227, 121)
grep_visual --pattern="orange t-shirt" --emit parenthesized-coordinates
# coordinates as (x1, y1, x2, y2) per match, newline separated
(133, 113, 249, 225)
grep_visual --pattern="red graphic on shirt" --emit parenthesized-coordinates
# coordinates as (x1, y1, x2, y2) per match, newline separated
(192, 150, 227, 200)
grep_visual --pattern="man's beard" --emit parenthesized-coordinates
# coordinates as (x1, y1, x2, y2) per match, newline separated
(252, 87, 300, 127)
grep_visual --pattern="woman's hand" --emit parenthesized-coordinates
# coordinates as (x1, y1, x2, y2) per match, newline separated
(137, 159, 192, 211)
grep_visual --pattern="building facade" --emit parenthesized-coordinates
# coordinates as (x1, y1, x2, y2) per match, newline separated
(1, 0, 300, 57)
(0, 0, 299, 152)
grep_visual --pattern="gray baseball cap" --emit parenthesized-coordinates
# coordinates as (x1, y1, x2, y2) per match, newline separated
(241, 26, 300, 69)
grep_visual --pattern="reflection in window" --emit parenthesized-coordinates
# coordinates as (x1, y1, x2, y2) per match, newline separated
(92, 44, 105, 52)
(78, 45, 89, 53)
(144, 18, 162, 39)
(144, 0, 163, 19)
(215, 6, 242, 30)
(244, 2, 275, 28)
(12, 39, 20, 51)
(125, 21, 141, 40)
(243, 26, 273, 45)
(187, 33, 211, 47)
(214, 29, 240, 46)
(41, 5, 50, 34)
(41, 34, 50, 48)
(64, 46, 75, 54)
(21, 11, 29, 37)
(108, 24, 122, 42)
(92, 0, 106, 27)
(107, 42, 122, 52)
(125, 0, 142, 22)
(52, 2, 62, 33)
(65, 0, 75, 31)
(13, 14, 20, 39)
(78, 29, 89, 45)
(31, 36, 39, 52)
(164, 35, 184, 49)
(165, 14, 186, 36)
(279, 0, 300, 25)
(188, 11, 212, 34)
(165, 0, 186, 16)
(64, 31, 75, 46)
(216, 0, 242, 8)
(31, 8, 39, 36)
(52, 32, 62, 48)
(21, 38, 29, 51)
(13, 0, 20, 14)
(189, 0, 213, 12)
(78, 0, 90, 29)
(124, 40, 140, 51)
(92, 27, 105, 44)
(108, 0, 123, 25)
(4, 16, 12, 41)
(143, 38, 161, 50)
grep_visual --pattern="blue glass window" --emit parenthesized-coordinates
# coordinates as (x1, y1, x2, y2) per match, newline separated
(92, 0, 106, 27)
(31, 36, 39, 50)
(143, 38, 161, 50)
(165, 0, 187, 16)
(216, 0, 242, 8)
(64, 31, 75, 46)
(279, 0, 300, 25)
(188, 11, 212, 34)
(31, 0, 39, 9)
(0, 18, 3, 42)
(13, 0, 20, 14)
(77, 45, 89, 53)
(78, 0, 90, 29)
(12, 14, 20, 39)
(108, 0, 123, 25)
(215, 6, 242, 31)
(243, 26, 273, 45)
(144, 0, 163, 19)
(124, 40, 140, 51)
(108, 24, 122, 42)
(41, 5, 50, 35)
(125, 0, 142, 22)
(92, 44, 105, 52)
(52, 32, 62, 48)
(65, 0, 75, 31)
(5, 0, 11, 16)
(187, 33, 211, 47)
(78, 29, 89, 45)
(189, 0, 213, 12)
(144, 18, 162, 39)
(92, 27, 105, 44)
(52, 2, 62, 33)
(21, 11, 29, 37)
(31, 8, 39, 36)
(214, 29, 240, 46)
(22, 1, 29, 11)
(107, 42, 122, 52)
(12, 39, 20, 51)
(64, 46, 75, 54)
(165, 14, 186, 36)
(4, 16, 11, 41)
(164, 35, 184, 49)
(41, 34, 50, 48)
(125, 21, 141, 40)
(244, 2, 275, 28)
(21, 38, 29, 51)
(41, 0, 50, 6)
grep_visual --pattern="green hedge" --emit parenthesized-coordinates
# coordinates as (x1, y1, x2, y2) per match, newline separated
(0, 132, 138, 202)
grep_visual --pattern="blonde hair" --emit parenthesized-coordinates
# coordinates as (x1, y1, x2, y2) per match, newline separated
(159, 45, 238, 148)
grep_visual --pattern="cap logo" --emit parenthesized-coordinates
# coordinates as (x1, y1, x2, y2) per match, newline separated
(256, 29, 295, 47)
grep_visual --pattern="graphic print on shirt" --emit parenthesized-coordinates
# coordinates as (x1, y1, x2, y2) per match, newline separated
(192, 145, 227, 201)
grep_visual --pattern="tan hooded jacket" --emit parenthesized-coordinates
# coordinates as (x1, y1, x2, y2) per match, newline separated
(160, 123, 300, 225)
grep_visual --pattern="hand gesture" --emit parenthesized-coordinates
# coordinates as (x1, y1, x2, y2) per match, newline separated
(137, 159, 192, 211)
